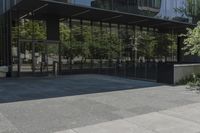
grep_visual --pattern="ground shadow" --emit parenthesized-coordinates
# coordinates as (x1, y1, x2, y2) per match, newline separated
(0, 74, 163, 103)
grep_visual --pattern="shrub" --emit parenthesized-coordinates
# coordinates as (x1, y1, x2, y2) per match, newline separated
(178, 73, 200, 92)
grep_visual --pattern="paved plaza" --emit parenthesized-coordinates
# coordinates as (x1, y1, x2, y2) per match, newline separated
(0, 74, 200, 133)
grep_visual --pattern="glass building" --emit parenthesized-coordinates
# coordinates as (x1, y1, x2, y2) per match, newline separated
(0, 0, 199, 83)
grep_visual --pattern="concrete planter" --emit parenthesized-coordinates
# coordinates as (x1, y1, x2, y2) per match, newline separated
(157, 63, 200, 84)
(0, 66, 8, 78)
(174, 64, 200, 84)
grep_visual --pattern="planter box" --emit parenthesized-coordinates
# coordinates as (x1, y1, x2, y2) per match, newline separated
(157, 63, 200, 84)
(174, 64, 200, 84)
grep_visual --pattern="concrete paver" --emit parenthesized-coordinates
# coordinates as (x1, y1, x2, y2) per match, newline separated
(55, 129, 77, 133)
(55, 103, 200, 133)
(0, 112, 20, 133)
(161, 103, 200, 124)
(0, 75, 199, 133)
(74, 120, 155, 133)
(126, 112, 200, 133)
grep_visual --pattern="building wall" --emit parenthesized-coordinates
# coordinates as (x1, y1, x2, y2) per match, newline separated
(57, 0, 198, 24)
(0, 0, 5, 14)
(1, 0, 198, 24)
(0, 0, 18, 14)
(0, 0, 15, 67)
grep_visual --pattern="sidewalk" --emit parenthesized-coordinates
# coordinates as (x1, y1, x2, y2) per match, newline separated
(56, 102, 200, 133)
(0, 75, 200, 133)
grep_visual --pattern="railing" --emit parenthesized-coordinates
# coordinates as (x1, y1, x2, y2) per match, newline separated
(61, 59, 158, 81)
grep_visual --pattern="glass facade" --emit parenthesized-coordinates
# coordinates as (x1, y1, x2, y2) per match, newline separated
(0, 0, 18, 66)
(9, 17, 177, 79)
(57, 19, 177, 79)
(0, 0, 198, 79)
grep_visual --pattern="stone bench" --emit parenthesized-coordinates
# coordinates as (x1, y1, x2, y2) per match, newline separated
(0, 66, 8, 78)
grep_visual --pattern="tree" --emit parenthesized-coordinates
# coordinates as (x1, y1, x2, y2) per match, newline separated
(174, 0, 200, 23)
(137, 31, 157, 60)
(187, 0, 200, 23)
(13, 19, 46, 40)
(182, 21, 200, 56)
(155, 33, 176, 60)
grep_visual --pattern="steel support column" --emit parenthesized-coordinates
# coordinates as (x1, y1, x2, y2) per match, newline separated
(69, 18, 72, 71)
(109, 22, 112, 69)
(90, 20, 94, 70)
(177, 36, 182, 63)
(31, 12, 35, 75)
(17, 17, 21, 77)
(80, 19, 83, 70)
(99, 21, 103, 72)
(7, 10, 12, 77)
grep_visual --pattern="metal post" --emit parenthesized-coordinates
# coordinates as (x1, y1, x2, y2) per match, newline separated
(31, 13, 35, 75)
(0, 19, 1, 66)
(100, 21, 103, 73)
(116, 24, 120, 76)
(45, 41, 48, 74)
(69, 18, 72, 71)
(124, 24, 129, 77)
(177, 35, 181, 63)
(59, 41, 62, 74)
(80, 19, 83, 70)
(153, 28, 158, 80)
(17, 14, 21, 77)
(7, 10, 12, 77)
(145, 27, 150, 79)
(171, 28, 174, 62)
(2, 14, 5, 66)
(109, 22, 112, 74)
(5, 6, 9, 69)
(90, 21, 93, 71)
(134, 25, 137, 77)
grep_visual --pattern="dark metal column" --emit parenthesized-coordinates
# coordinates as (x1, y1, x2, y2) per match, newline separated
(133, 25, 137, 77)
(80, 19, 83, 70)
(171, 28, 174, 62)
(117, 24, 121, 59)
(7, 10, 12, 77)
(0, 19, 1, 65)
(17, 17, 21, 77)
(58, 41, 62, 75)
(99, 21, 103, 72)
(69, 18, 72, 71)
(177, 36, 182, 63)
(124, 24, 129, 77)
(31, 12, 35, 75)
(90, 20, 94, 70)
(1, 13, 7, 66)
(109, 22, 112, 72)
(58, 19, 62, 75)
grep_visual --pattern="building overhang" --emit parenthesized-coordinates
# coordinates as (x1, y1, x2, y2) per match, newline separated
(11, 0, 196, 34)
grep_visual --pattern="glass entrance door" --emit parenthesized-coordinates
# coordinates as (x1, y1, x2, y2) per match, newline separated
(19, 41, 33, 75)
(16, 40, 60, 77)
(34, 41, 59, 76)
(34, 42, 48, 76)
(46, 41, 59, 76)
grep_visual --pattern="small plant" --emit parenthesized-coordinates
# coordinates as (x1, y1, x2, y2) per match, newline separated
(186, 73, 200, 92)
(178, 73, 200, 92)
